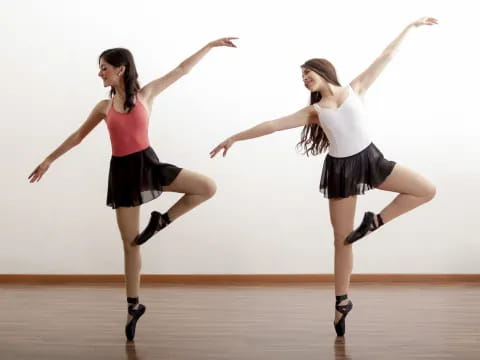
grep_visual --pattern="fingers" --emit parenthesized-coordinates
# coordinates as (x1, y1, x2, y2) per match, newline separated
(32, 172, 42, 183)
(222, 37, 239, 42)
(209, 146, 221, 158)
(417, 17, 438, 26)
(224, 40, 237, 48)
(225, 37, 238, 47)
(28, 168, 39, 182)
(210, 143, 230, 158)
(29, 173, 38, 183)
(28, 167, 45, 183)
(216, 37, 238, 48)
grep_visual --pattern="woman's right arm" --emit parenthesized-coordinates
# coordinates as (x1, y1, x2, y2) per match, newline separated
(210, 105, 317, 158)
(28, 100, 108, 183)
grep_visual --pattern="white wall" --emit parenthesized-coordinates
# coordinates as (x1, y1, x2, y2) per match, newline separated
(1, 0, 479, 274)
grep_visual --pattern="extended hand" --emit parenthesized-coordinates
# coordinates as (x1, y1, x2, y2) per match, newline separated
(210, 138, 235, 158)
(412, 17, 438, 27)
(209, 37, 238, 48)
(28, 160, 51, 183)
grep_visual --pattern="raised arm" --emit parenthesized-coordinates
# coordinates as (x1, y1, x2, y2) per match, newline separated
(350, 17, 438, 96)
(140, 37, 238, 104)
(28, 100, 108, 183)
(210, 105, 317, 158)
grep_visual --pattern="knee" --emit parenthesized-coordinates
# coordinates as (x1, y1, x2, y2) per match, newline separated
(333, 231, 351, 248)
(122, 236, 139, 252)
(203, 178, 217, 198)
(422, 183, 436, 202)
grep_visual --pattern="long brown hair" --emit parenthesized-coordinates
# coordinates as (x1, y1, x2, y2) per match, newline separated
(297, 58, 341, 156)
(99, 48, 140, 113)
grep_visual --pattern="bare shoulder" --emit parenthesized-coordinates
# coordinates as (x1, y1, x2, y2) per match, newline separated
(349, 80, 367, 98)
(306, 104, 319, 113)
(138, 86, 153, 104)
(349, 80, 362, 95)
(94, 99, 111, 117)
(306, 104, 320, 124)
(136, 91, 148, 104)
(136, 92, 152, 115)
(76, 99, 110, 139)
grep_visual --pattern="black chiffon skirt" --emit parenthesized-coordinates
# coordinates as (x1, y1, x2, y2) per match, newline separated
(320, 143, 396, 199)
(106, 147, 182, 209)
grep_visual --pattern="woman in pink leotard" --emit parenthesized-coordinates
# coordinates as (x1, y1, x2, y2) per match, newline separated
(28, 37, 237, 341)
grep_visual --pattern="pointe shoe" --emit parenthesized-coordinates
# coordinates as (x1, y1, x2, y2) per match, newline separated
(334, 295, 353, 337)
(125, 303, 146, 341)
(133, 211, 168, 246)
(344, 212, 383, 245)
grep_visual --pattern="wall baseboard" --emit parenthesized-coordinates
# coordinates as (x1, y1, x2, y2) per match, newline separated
(0, 274, 478, 285)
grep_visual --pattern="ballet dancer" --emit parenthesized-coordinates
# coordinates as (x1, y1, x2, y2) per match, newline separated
(210, 18, 437, 336)
(29, 37, 238, 340)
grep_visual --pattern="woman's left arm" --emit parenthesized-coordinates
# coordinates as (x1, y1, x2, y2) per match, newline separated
(350, 17, 438, 96)
(140, 37, 238, 104)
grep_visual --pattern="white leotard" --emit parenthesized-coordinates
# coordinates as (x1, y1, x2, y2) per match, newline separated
(313, 85, 372, 158)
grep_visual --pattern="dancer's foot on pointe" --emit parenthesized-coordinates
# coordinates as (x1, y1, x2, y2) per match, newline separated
(125, 297, 146, 341)
(334, 295, 353, 337)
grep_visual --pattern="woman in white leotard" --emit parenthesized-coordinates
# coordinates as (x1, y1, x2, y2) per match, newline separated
(210, 17, 437, 337)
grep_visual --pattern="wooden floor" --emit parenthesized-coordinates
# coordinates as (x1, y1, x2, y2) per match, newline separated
(1, 283, 479, 360)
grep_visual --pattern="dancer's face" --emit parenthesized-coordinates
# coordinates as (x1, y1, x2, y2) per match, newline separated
(302, 68, 325, 92)
(98, 58, 124, 88)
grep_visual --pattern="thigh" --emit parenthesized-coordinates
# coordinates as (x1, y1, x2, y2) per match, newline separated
(162, 169, 215, 195)
(115, 206, 141, 243)
(376, 164, 434, 196)
(329, 196, 357, 235)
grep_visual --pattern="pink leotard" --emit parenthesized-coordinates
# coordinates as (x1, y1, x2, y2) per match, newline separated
(105, 97, 150, 156)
